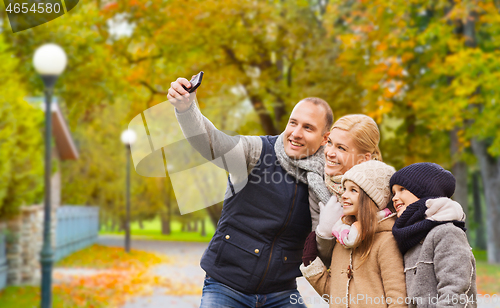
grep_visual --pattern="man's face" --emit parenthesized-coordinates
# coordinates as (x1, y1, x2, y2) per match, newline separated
(283, 100, 329, 159)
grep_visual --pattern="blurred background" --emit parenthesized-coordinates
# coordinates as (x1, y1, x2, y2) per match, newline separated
(1, 0, 500, 307)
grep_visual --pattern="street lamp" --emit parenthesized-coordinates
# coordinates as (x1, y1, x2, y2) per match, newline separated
(33, 43, 67, 308)
(120, 129, 137, 253)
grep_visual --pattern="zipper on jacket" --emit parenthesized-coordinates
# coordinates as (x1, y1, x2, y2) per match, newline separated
(255, 182, 298, 293)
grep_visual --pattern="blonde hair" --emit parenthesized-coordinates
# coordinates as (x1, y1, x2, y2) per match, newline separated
(332, 114, 383, 161)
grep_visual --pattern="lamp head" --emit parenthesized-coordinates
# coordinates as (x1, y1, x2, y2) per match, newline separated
(33, 43, 67, 76)
(121, 129, 137, 146)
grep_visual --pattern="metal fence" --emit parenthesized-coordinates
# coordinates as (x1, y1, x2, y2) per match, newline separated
(0, 206, 99, 291)
(0, 233, 7, 290)
(54, 206, 99, 262)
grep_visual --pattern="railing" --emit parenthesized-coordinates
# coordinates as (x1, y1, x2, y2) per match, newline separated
(54, 206, 99, 262)
(0, 206, 99, 291)
(0, 233, 7, 290)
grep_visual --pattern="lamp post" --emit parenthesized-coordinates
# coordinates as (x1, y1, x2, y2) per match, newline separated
(120, 129, 136, 253)
(33, 43, 67, 308)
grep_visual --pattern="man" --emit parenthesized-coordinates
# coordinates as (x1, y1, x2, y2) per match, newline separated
(168, 77, 333, 308)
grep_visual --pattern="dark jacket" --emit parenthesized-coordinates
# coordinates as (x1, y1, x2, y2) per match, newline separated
(200, 135, 312, 294)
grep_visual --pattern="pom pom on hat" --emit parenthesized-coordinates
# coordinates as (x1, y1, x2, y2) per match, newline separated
(342, 160, 396, 210)
(389, 162, 455, 199)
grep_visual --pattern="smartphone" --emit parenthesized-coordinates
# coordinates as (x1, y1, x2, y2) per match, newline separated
(183, 71, 204, 93)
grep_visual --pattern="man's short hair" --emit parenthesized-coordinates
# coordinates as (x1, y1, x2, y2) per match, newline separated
(301, 97, 334, 133)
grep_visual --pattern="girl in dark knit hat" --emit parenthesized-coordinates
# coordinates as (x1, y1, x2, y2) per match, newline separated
(390, 162, 477, 308)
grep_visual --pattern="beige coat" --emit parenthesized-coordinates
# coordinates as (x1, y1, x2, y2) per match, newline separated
(300, 215, 407, 308)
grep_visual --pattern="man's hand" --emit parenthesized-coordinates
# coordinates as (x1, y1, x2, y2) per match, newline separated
(167, 77, 196, 112)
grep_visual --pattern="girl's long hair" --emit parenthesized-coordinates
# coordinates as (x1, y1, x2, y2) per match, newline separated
(342, 188, 379, 265)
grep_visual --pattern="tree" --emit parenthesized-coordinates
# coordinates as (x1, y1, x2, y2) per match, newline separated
(0, 35, 44, 219)
(97, 0, 365, 222)
(323, 0, 500, 262)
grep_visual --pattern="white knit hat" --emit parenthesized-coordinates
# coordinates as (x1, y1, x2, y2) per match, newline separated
(342, 160, 396, 210)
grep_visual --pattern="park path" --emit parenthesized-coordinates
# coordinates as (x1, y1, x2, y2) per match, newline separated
(97, 235, 327, 308)
(98, 236, 498, 308)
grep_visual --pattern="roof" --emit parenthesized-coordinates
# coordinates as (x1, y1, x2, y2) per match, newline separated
(50, 102, 79, 160)
(26, 97, 79, 160)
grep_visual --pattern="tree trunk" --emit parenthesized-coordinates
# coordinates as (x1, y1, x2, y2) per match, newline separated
(162, 181, 172, 235)
(471, 138, 500, 263)
(449, 129, 469, 238)
(273, 95, 287, 130)
(201, 219, 206, 236)
(472, 171, 487, 250)
(118, 219, 125, 232)
(138, 220, 144, 229)
(206, 202, 223, 228)
(161, 212, 171, 235)
(249, 93, 279, 135)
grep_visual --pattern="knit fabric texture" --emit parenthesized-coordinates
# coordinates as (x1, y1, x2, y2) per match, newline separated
(325, 174, 344, 197)
(389, 162, 455, 199)
(275, 133, 331, 205)
(341, 160, 396, 210)
(392, 197, 466, 254)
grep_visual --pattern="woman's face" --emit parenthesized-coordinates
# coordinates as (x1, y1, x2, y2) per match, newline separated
(324, 128, 371, 176)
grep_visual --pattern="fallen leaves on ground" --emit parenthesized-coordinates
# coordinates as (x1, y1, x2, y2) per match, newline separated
(54, 244, 200, 307)
(56, 244, 169, 269)
(475, 261, 500, 296)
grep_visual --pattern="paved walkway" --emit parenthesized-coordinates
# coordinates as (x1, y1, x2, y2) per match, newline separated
(97, 236, 498, 308)
(97, 235, 327, 308)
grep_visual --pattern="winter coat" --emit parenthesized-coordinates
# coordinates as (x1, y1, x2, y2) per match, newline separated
(300, 215, 407, 308)
(403, 223, 477, 308)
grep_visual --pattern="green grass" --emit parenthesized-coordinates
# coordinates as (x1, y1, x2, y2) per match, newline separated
(99, 216, 215, 242)
(0, 286, 65, 308)
(473, 249, 487, 262)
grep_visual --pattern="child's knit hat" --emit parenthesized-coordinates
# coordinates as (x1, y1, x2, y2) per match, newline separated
(342, 160, 396, 210)
(389, 162, 455, 198)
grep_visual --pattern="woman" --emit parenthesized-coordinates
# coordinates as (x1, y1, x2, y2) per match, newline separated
(313, 114, 385, 261)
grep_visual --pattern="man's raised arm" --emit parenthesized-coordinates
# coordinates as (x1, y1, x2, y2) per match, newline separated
(168, 77, 262, 182)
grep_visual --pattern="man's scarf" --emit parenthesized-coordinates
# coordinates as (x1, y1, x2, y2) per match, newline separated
(274, 133, 331, 205)
(325, 174, 344, 199)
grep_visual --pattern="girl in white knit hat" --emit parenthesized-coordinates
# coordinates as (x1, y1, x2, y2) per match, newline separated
(301, 160, 407, 308)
